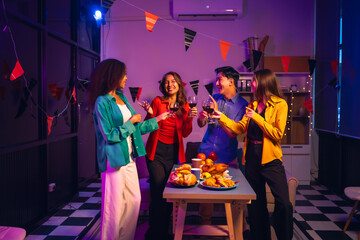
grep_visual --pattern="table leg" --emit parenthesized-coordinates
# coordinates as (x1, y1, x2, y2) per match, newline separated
(232, 201, 244, 240)
(173, 201, 179, 234)
(225, 202, 235, 240)
(174, 200, 187, 240)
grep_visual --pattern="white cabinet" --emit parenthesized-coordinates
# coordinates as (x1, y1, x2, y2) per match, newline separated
(282, 145, 310, 185)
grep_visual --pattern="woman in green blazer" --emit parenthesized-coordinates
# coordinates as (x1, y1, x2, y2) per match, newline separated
(88, 59, 169, 240)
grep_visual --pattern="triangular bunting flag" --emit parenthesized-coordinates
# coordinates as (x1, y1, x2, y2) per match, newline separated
(145, 11, 158, 32)
(281, 56, 291, 73)
(252, 50, 262, 70)
(351, 68, 356, 85)
(184, 28, 197, 51)
(47, 116, 54, 135)
(48, 83, 58, 98)
(328, 77, 339, 89)
(15, 98, 28, 118)
(0, 86, 6, 100)
(243, 59, 252, 71)
(129, 87, 141, 102)
(219, 40, 231, 61)
(331, 60, 339, 76)
(308, 59, 316, 76)
(71, 87, 76, 104)
(10, 60, 24, 80)
(136, 87, 142, 101)
(3, 60, 10, 80)
(182, 82, 187, 87)
(190, 80, 199, 95)
(205, 83, 213, 95)
(302, 99, 313, 114)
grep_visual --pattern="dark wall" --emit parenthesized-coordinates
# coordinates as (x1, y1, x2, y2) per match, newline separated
(314, 0, 339, 133)
(0, 0, 99, 231)
(339, 0, 360, 137)
(318, 131, 360, 194)
(316, 0, 360, 193)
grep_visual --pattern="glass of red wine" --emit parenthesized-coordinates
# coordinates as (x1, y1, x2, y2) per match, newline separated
(202, 100, 215, 124)
(187, 96, 197, 117)
(170, 102, 179, 117)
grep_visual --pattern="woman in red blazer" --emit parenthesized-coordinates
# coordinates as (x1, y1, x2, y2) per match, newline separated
(140, 71, 197, 240)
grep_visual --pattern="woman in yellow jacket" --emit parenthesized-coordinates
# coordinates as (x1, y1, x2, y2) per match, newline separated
(211, 69, 293, 240)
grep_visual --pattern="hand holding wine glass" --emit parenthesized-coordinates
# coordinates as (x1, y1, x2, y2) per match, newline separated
(188, 96, 198, 118)
(202, 99, 215, 124)
(169, 102, 179, 117)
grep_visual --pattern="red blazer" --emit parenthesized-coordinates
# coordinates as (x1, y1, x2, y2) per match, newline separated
(145, 97, 193, 163)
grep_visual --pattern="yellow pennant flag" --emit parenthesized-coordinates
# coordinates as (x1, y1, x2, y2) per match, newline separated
(145, 11, 158, 32)
(219, 40, 231, 61)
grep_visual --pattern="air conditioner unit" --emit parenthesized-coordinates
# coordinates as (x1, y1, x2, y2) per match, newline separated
(172, 0, 243, 20)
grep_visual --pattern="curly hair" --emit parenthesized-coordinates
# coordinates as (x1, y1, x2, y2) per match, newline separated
(88, 59, 127, 109)
(159, 72, 187, 115)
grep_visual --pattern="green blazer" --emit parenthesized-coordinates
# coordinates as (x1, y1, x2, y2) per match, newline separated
(93, 90, 159, 172)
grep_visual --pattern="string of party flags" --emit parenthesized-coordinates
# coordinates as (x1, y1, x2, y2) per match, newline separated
(1, 0, 76, 135)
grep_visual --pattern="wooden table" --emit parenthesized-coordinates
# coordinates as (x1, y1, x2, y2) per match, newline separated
(163, 166, 256, 240)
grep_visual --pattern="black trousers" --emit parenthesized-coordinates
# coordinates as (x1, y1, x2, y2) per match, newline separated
(145, 141, 178, 240)
(245, 142, 293, 240)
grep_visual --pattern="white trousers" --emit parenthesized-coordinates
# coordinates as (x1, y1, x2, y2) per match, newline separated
(101, 161, 141, 240)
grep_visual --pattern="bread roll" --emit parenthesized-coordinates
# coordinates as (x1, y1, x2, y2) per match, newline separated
(184, 173, 197, 185)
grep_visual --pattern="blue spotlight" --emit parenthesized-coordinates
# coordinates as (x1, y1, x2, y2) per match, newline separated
(93, 10, 103, 21)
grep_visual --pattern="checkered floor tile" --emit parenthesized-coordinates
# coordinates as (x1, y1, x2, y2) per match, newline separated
(294, 183, 360, 240)
(26, 180, 360, 239)
(25, 179, 102, 240)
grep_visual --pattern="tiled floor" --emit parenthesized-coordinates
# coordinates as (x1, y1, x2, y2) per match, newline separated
(25, 180, 360, 240)
(25, 180, 102, 240)
(294, 183, 360, 239)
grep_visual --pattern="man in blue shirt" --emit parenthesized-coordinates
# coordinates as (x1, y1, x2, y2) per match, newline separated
(198, 66, 248, 225)
(198, 66, 248, 164)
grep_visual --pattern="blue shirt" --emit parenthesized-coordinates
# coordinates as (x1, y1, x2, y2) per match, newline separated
(198, 93, 248, 163)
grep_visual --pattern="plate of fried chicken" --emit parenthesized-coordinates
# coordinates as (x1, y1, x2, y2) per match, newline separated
(199, 175, 238, 190)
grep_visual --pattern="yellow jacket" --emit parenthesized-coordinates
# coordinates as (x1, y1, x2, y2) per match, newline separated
(218, 95, 288, 165)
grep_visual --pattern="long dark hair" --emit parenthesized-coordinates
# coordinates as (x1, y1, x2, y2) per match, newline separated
(159, 72, 187, 114)
(88, 59, 127, 109)
(254, 69, 283, 100)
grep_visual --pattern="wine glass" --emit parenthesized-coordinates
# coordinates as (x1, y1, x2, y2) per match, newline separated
(202, 100, 215, 124)
(170, 102, 179, 117)
(187, 96, 198, 117)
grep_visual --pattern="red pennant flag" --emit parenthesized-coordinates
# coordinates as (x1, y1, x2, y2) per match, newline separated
(71, 87, 77, 104)
(182, 82, 187, 87)
(136, 87, 142, 101)
(302, 99, 313, 114)
(219, 40, 231, 61)
(281, 56, 291, 73)
(331, 60, 338, 76)
(47, 116, 54, 135)
(48, 83, 58, 98)
(145, 11, 158, 32)
(10, 60, 24, 80)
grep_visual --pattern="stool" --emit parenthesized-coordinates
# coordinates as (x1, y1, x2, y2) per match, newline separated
(343, 187, 360, 232)
(0, 226, 26, 240)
